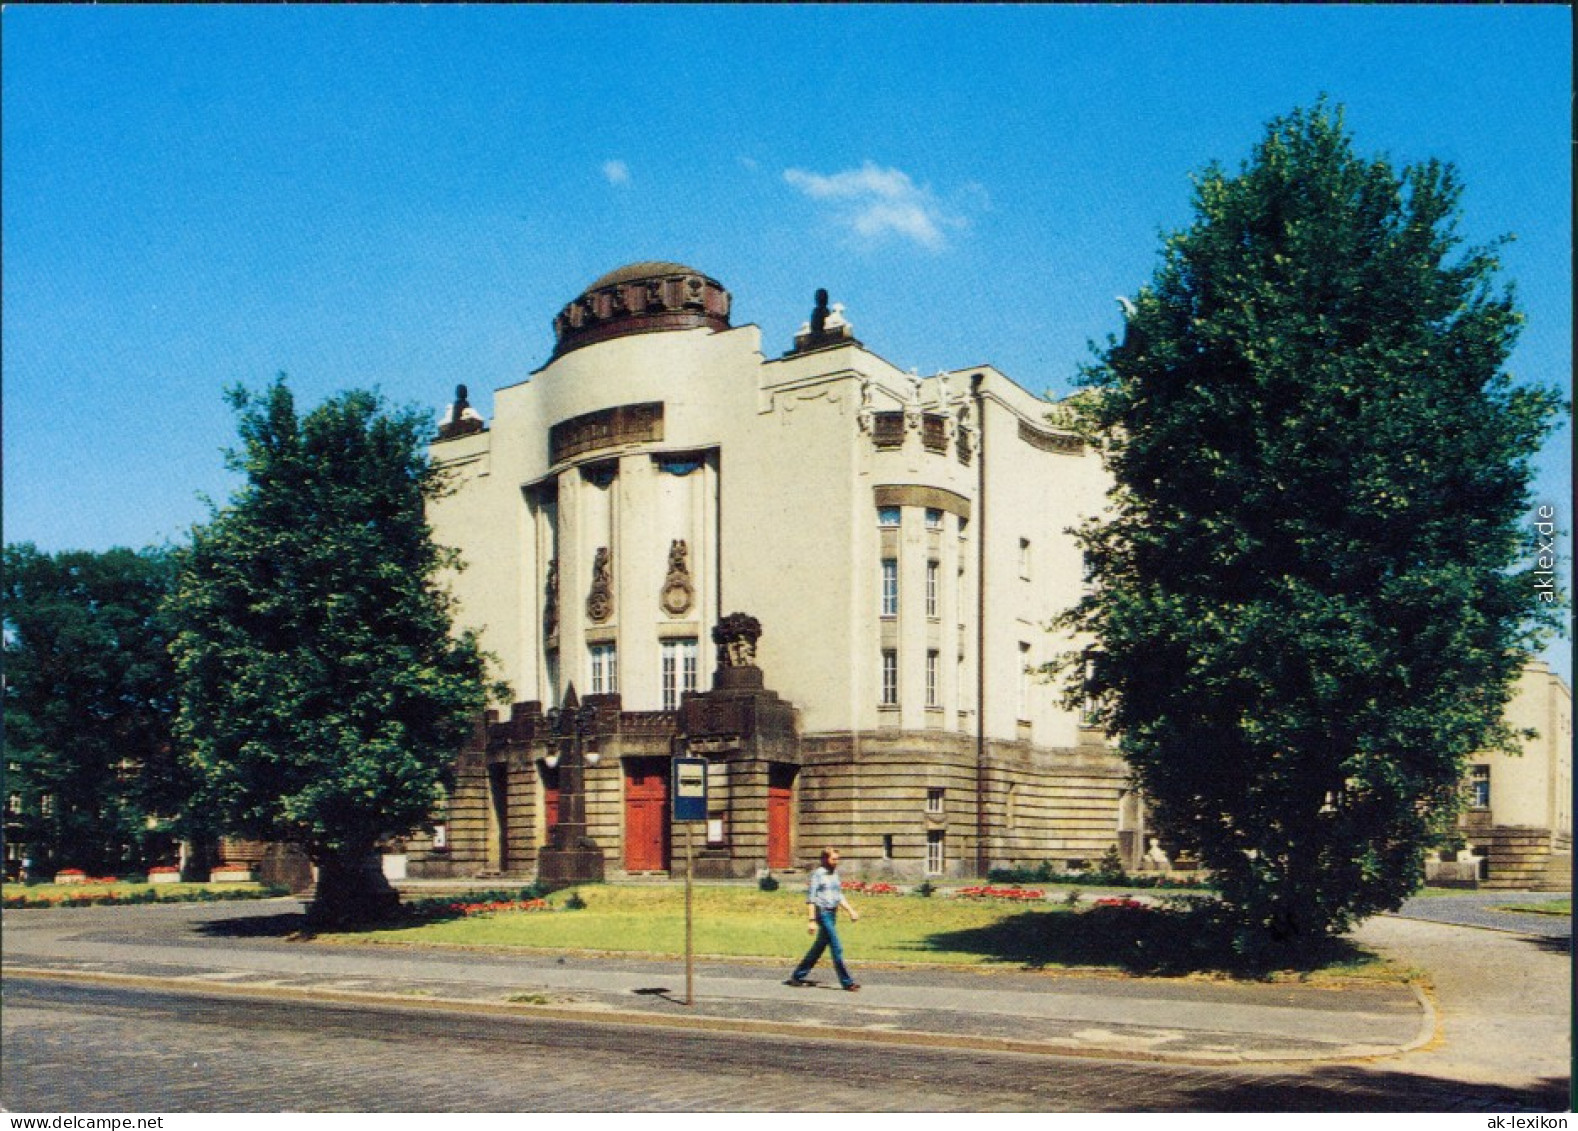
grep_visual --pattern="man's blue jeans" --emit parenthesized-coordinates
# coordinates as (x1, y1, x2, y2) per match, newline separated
(793, 907, 855, 988)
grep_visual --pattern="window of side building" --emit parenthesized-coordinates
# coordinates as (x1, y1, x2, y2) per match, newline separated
(925, 650, 940, 708)
(926, 560, 939, 619)
(878, 505, 901, 528)
(925, 507, 943, 530)
(1470, 765, 1491, 809)
(926, 830, 945, 876)
(881, 558, 899, 617)
(881, 650, 899, 706)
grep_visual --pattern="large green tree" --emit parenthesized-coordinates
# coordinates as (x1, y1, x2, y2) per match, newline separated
(3, 543, 188, 875)
(166, 379, 497, 926)
(1060, 104, 1564, 953)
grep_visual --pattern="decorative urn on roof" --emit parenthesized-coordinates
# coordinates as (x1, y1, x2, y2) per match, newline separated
(551, 261, 732, 359)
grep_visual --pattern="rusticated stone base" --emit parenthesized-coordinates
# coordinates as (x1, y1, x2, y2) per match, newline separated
(537, 845, 605, 885)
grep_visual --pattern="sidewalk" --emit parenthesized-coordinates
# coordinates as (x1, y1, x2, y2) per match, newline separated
(3, 897, 1432, 1066)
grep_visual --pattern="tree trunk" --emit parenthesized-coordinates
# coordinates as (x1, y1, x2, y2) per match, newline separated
(306, 849, 400, 929)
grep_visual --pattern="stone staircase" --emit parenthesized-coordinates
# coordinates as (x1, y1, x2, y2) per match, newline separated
(1480, 827, 1572, 892)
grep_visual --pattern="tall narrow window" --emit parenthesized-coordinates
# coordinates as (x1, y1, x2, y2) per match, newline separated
(1017, 642, 1031, 721)
(589, 642, 618, 695)
(926, 830, 945, 876)
(926, 650, 939, 707)
(661, 638, 699, 711)
(924, 507, 943, 530)
(881, 558, 899, 617)
(1470, 765, 1491, 809)
(881, 650, 899, 706)
(1019, 537, 1032, 579)
(926, 560, 939, 618)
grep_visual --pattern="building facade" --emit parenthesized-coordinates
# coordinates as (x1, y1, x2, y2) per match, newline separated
(405, 262, 1134, 882)
(1449, 660, 1573, 891)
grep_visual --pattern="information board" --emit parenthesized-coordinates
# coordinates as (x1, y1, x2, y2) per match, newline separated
(672, 756, 708, 822)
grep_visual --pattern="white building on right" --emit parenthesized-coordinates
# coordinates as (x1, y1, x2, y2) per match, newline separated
(1445, 659, 1573, 891)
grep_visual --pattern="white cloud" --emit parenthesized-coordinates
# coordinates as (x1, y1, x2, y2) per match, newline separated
(782, 161, 963, 250)
(602, 159, 631, 186)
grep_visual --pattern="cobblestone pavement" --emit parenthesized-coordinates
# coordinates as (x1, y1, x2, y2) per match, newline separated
(1, 978, 1563, 1113)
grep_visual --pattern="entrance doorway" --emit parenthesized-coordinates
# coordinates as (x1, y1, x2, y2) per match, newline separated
(767, 764, 796, 870)
(539, 762, 561, 844)
(486, 762, 510, 872)
(624, 757, 670, 872)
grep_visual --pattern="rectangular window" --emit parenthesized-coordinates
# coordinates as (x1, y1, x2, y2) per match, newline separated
(1470, 765, 1491, 809)
(881, 558, 899, 617)
(926, 788, 945, 814)
(1019, 537, 1032, 579)
(881, 650, 899, 706)
(878, 505, 901, 528)
(661, 638, 699, 711)
(589, 642, 618, 695)
(926, 830, 945, 875)
(882, 833, 895, 860)
(926, 650, 939, 707)
(926, 560, 939, 618)
(957, 564, 967, 626)
(925, 507, 943, 530)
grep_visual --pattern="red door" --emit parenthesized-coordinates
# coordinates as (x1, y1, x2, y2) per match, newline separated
(624, 758, 670, 872)
(540, 764, 560, 839)
(767, 764, 795, 870)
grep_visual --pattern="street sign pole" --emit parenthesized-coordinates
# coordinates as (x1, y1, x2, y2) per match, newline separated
(685, 820, 694, 1007)
(672, 753, 707, 1009)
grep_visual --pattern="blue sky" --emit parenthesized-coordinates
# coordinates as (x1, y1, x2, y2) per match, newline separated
(3, 5, 1570, 675)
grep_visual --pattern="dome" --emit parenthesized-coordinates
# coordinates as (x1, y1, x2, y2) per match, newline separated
(552, 261, 732, 359)
(585, 261, 705, 291)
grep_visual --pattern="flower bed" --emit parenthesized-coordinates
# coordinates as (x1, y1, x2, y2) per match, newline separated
(54, 869, 87, 885)
(1091, 896, 1147, 911)
(149, 866, 181, 885)
(209, 867, 255, 883)
(3, 884, 288, 910)
(841, 881, 900, 895)
(446, 898, 550, 917)
(955, 885, 1045, 902)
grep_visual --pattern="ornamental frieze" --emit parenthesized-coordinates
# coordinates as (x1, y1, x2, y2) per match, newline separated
(549, 402, 664, 465)
(1017, 420, 1084, 455)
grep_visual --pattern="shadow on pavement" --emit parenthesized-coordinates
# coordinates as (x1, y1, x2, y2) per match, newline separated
(196, 912, 308, 938)
(1522, 934, 1571, 956)
(922, 904, 1376, 977)
(1168, 1067, 1569, 1113)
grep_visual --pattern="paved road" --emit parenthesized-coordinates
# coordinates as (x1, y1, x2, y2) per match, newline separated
(0, 977, 1557, 1113)
(1, 895, 1568, 1112)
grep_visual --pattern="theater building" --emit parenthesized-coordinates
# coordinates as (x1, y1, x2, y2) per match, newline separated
(403, 260, 1138, 882)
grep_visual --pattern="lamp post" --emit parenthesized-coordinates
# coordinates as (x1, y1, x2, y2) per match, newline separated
(538, 684, 605, 884)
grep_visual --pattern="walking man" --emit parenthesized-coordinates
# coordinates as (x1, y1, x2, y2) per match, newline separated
(787, 847, 860, 991)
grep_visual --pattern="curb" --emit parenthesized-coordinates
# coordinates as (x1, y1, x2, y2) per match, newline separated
(2, 964, 1426, 1069)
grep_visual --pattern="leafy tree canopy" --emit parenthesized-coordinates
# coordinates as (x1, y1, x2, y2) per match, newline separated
(3, 542, 186, 874)
(166, 378, 501, 923)
(1060, 103, 1565, 953)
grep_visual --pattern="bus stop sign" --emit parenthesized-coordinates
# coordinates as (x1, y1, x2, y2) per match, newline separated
(672, 757, 708, 822)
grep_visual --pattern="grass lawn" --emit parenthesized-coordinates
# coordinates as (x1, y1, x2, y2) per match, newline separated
(1495, 899, 1571, 917)
(340, 883, 1393, 981)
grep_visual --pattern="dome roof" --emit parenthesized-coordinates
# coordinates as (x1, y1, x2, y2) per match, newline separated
(585, 261, 705, 291)
(551, 261, 732, 359)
